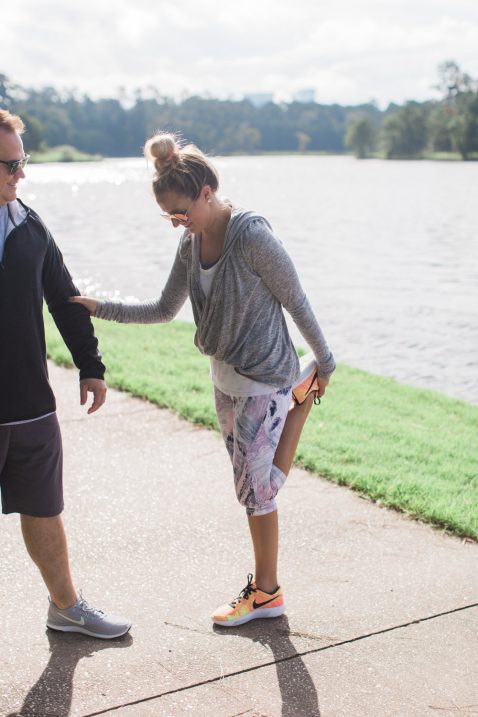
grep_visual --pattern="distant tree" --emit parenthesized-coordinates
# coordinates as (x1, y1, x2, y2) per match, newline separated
(427, 104, 454, 152)
(380, 102, 427, 158)
(236, 124, 261, 152)
(19, 112, 44, 151)
(344, 116, 375, 158)
(216, 123, 261, 153)
(430, 61, 478, 159)
(295, 131, 311, 152)
(435, 60, 473, 101)
(0, 73, 19, 110)
(450, 91, 478, 160)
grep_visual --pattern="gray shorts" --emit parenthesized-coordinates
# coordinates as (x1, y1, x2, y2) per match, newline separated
(0, 413, 63, 517)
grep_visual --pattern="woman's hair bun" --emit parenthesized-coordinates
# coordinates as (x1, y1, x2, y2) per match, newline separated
(144, 132, 178, 170)
(144, 129, 220, 199)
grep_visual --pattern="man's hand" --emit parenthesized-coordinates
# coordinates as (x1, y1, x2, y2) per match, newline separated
(80, 378, 107, 414)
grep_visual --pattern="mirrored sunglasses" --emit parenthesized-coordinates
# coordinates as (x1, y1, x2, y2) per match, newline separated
(160, 211, 189, 224)
(0, 155, 30, 175)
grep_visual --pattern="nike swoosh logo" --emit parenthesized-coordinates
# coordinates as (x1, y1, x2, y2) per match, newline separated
(253, 596, 278, 609)
(58, 614, 85, 626)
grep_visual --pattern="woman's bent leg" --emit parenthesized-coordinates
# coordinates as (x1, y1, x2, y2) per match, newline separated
(273, 393, 315, 476)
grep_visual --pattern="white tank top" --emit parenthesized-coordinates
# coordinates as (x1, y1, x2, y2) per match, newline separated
(199, 262, 280, 397)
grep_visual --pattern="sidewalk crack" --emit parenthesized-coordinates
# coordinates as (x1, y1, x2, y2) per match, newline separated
(80, 601, 478, 717)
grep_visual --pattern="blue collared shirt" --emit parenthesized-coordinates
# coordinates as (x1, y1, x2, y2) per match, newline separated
(0, 204, 8, 261)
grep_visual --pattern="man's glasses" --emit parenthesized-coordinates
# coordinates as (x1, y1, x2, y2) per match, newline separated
(160, 197, 197, 225)
(0, 155, 30, 175)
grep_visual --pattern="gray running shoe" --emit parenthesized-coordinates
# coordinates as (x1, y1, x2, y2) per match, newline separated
(47, 592, 132, 639)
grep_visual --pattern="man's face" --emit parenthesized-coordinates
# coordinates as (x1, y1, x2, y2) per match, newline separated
(0, 129, 26, 206)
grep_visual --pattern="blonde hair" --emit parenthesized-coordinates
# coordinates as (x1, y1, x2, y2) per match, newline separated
(144, 131, 219, 201)
(0, 109, 25, 134)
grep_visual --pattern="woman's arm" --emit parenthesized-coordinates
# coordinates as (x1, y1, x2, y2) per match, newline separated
(243, 220, 336, 378)
(71, 244, 189, 324)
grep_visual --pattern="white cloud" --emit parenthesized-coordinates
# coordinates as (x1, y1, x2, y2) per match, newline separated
(3, 0, 478, 106)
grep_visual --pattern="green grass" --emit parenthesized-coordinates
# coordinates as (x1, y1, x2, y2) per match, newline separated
(30, 145, 103, 163)
(367, 150, 478, 161)
(44, 313, 478, 540)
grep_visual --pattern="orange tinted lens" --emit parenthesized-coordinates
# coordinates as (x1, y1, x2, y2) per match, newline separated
(172, 213, 188, 222)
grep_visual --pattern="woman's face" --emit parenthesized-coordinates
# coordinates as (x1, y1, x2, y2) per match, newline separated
(158, 188, 209, 232)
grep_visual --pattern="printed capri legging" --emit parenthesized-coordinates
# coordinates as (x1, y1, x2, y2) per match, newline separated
(214, 385, 292, 516)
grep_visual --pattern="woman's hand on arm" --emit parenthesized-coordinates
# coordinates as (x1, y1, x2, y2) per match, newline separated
(69, 295, 98, 315)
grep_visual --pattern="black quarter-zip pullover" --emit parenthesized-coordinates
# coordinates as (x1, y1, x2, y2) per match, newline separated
(0, 199, 105, 423)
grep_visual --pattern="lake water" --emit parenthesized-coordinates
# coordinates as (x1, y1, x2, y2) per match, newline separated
(20, 155, 478, 405)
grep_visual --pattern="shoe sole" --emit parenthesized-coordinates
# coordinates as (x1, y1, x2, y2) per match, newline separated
(294, 353, 317, 386)
(291, 353, 319, 406)
(46, 621, 131, 639)
(213, 603, 286, 628)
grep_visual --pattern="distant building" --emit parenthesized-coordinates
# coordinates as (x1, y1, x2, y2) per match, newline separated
(245, 92, 274, 107)
(293, 88, 316, 103)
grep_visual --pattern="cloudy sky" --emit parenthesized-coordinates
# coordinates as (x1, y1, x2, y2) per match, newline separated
(3, 0, 478, 107)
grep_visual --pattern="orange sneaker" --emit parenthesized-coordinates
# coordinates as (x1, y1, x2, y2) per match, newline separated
(292, 353, 321, 407)
(212, 574, 285, 627)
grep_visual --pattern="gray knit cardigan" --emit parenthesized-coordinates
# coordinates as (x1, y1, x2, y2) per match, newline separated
(95, 208, 335, 386)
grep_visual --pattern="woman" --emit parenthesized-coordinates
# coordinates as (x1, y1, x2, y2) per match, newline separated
(71, 131, 336, 627)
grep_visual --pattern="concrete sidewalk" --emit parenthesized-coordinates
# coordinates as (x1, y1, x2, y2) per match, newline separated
(1, 362, 477, 717)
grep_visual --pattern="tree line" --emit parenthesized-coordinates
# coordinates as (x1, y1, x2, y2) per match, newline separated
(1, 62, 477, 159)
(345, 62, 478, 160)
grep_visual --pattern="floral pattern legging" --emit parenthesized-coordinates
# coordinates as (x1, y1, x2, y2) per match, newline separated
(214, 385, 292, 516)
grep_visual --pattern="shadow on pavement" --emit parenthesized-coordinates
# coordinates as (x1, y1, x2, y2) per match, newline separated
(6, 628, 133, 717)
(214, 615, 320, 717)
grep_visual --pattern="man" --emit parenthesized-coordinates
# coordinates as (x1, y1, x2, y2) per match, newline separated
(0, 109, 131, 639)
